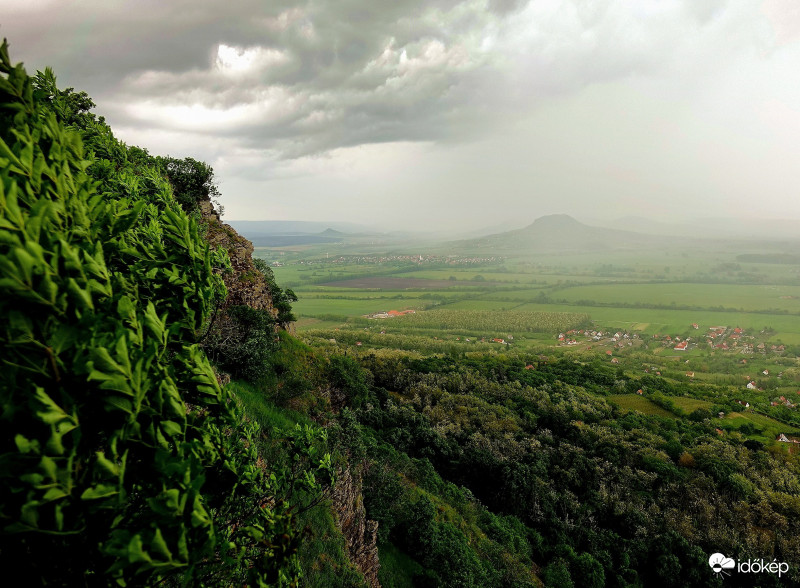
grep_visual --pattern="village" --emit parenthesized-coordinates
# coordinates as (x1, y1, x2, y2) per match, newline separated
(555, 324, 789, 357)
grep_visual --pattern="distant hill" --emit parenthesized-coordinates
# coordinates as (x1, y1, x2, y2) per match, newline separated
(319, 228, 346, 237)
(454, 214, 660, 252)
(227, 220, 367, 236)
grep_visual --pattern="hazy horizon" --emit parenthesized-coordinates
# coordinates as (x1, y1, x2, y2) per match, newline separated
(225, 212, 800, 243)
(5, 1, 800, 232)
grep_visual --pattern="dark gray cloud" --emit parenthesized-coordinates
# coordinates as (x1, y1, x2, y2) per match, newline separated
(4, 0, 800, 228)
(6, 0, 732, 159)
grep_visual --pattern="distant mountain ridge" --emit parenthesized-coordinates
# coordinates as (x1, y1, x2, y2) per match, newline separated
(227, 220, 367, 236)
(226, 220, 359, 247)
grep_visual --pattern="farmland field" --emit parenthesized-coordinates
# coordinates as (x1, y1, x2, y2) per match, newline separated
(252, 233, 800, 462)
(554, 283, 800, 312)
(390, 309, 590, 333)
(606, 395, 675, 418)
(442, 300, 527, 311)
(292, 297, 424, 317)
(318, 277, 495, 289)
(671, 397, 714, 412)
(511, 302, 800, 339)
(266, 239, 800, 350)
(716, 411, 800, 443)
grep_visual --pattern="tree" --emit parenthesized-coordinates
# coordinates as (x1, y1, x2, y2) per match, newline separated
(156, 155, 222, 213)
(543, 559, 574, 588)
(254, 258, 298, 327)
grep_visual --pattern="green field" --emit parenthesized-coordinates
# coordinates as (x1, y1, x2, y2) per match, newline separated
(441, 300, 524, 311)
(276, 242, 800, 454)
(606, 394, 675, 417)
(292, 298, 428, 317)
(390, 269, 530, 281)
(671, 397, 714, 412)
(512, 303, 800, 339)
(267, 240, 800, 352)
(716, 411, 800, 443)
(555, 283, 800, 312)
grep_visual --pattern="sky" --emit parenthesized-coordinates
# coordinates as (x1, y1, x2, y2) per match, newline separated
(4, 0, 800, 232)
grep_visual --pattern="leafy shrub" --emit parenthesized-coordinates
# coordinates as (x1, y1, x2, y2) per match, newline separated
(204, 304, 279, 381)
(254, 258, 297, 327)
(0, 41, 298, 586)
(327, 355, 372, 408)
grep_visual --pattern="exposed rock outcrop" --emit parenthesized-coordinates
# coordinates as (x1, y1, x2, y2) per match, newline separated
(199, 200, 276, 316)
(331, 467, 381, 588)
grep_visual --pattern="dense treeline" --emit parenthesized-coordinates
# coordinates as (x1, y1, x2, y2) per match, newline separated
(323, 350, 800, 587)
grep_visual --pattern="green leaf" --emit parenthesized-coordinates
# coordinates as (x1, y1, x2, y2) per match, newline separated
(81, 484, 119, 501)
(0, 136, 24, 173)
(14, 434, 40, 454)
(90, 347, 127, 376)
(42, 487, 68, 502)
(33, 387, 73, 426)
(160, 420, 182, 438)
(150, 528, 173, 561)
(190, 495, 211, 528)
(117, 295, 136, 323)
(12, 246, 37, 285)
(95, 451, 120, 478)
(127, 534, 152, 564)
(66, 277, 94, 310)
(143, 301, 166, 345)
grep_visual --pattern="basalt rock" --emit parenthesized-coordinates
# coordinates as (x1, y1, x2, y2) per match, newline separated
(331, 467, 381, 588)
(199, 199, 276, 317)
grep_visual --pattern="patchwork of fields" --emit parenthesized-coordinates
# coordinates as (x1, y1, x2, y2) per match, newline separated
(260, 242, 800, 447)
(275, 257, 800, 344)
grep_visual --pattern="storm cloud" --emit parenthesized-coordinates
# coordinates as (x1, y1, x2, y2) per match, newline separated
(4, 0, 800, 228)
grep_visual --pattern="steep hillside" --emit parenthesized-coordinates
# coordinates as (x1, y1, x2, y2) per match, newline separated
(200, 200, 277, 315)
(0, 43, 304, 585)
(0, 42, 361, 587)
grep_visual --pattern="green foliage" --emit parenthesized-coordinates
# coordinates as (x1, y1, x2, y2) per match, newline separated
(0, 41, 300, 586)
(542, 559, 573, 588)
(204, 304, 279, 381)
(32, 68, 223, 218)
(345, 349, 800, 585)
(255, 258, 297, 327)
(377, 543, 424, 588)
(228, 381, 359, 587)
(327, 355, 371, 409)
(156, 155, 221, 214)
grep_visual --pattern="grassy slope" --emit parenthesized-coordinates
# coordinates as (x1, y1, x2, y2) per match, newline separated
(230, 380, 369, 588)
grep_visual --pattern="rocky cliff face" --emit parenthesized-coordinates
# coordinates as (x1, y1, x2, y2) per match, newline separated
(198, 201, 380, 585)
(331, 467, 381, 588)
(199, 200, 276, 316)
